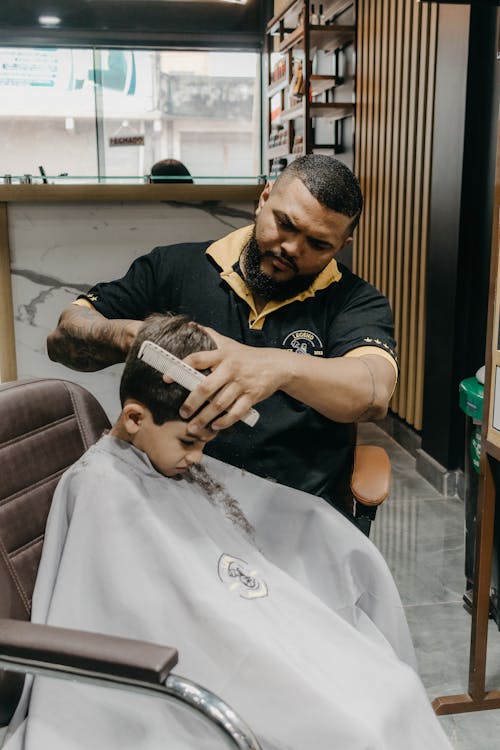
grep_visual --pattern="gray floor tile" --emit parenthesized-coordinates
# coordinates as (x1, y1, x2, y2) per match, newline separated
(372, 498, 466, 605)
(439, 712, 500, 750)
(368, 424, 500, 749)
(404, 601, 500, 697)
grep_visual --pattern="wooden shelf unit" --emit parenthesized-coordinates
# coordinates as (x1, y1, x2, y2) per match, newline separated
(277, 24, 354, 54)
(265, 0, 355, 177)
(266, 0, 353, 35)
(310, 74, 338, 96)
(277, 101, 353, 124)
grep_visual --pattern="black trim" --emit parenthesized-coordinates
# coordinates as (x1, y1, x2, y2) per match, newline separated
(422, 5, 499, 470)
(0, 0, 268, 49)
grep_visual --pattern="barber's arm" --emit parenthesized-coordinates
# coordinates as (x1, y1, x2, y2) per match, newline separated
(47, 247, 163, 370)
(47, 301, 142, 371)
(178, 330, 397, 433)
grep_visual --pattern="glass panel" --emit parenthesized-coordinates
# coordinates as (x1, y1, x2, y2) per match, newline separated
(1, 175, 264, 184)
(0, 48, 98, 181)
(0, 47, 262, 184)
(98, 49, 262, 184)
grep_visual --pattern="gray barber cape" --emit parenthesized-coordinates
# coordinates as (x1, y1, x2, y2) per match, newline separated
(5, 436, 453, 749)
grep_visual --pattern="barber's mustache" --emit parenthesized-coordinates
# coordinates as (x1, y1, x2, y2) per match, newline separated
(261, 250, 298, 273)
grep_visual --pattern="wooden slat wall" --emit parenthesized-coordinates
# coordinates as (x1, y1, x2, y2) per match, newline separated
(0, 203, 17, 383)
(354, 0, 438, 430)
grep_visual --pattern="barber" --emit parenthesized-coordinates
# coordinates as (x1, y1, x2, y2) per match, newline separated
(47, 155, 397, 509)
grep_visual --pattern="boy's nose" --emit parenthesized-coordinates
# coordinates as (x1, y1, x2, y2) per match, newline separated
(186, 447, 203, 465)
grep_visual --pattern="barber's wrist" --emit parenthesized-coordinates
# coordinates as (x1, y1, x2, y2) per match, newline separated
(271, 348, 300, 391)
(121, 320, 143, 353)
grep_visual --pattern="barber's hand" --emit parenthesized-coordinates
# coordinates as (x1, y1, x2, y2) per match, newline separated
(124, 320, 143, 350)
(172, 328, 289, 433)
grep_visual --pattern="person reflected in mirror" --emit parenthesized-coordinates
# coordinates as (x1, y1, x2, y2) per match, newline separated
(149, 158, 193, 184)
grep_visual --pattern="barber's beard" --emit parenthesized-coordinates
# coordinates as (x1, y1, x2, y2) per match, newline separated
(242, 229, 319, 302)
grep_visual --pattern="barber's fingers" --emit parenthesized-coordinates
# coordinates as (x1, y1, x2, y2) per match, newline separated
(210, 394, 254, 431)
(179, 363, 237, 419)
(184, 382, 242, 434)
(161, 348, 222, 386)
(183, 348, 224, 372)
(199, 326, 232, 349)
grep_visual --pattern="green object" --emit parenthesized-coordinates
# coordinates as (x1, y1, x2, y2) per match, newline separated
(471, 424, 482, 474)
(459, 377, 484, 421)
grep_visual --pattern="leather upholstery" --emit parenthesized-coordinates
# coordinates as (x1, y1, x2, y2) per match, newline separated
(0, 619, 178, 684)
(350, 445, 391, 507)
(0, 378, 110, 723)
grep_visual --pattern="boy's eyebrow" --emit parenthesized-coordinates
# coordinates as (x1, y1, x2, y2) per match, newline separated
(191, 427, 216, 442)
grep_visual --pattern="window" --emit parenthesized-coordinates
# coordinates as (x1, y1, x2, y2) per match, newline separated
(0, 48, 98, 180)
(0, 47, 262, 183)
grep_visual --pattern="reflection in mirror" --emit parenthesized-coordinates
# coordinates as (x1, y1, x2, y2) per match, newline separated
(0, 48, 262, 185)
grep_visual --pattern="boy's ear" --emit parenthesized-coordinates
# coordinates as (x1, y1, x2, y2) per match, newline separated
(121, 400, 148, 436)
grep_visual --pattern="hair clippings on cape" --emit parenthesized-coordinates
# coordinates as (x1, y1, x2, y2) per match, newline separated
(137, 340, 260, 428)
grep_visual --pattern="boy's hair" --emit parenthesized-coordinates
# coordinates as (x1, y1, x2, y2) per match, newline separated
(120, 314, 216, 425)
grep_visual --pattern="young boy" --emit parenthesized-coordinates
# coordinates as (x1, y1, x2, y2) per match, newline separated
(111, 313, 217, 477)
(5, 315, 453, 750)
(110, 313, 253, 535)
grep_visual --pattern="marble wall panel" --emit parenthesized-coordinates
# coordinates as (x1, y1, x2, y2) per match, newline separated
(9, 200, 255, 421)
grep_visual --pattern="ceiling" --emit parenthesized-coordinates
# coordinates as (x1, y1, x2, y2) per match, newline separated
(0, 0, 272, 48)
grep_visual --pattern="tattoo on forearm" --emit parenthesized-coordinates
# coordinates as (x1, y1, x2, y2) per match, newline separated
(47, 307, 129, 371)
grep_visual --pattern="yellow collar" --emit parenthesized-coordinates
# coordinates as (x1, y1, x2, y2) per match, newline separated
(206, 225, 342, 330)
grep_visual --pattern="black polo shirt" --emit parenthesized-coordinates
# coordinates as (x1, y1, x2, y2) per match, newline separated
(81, 225, 397, 505)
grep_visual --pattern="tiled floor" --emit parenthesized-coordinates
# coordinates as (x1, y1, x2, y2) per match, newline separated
(360, 423, 500, 748)
(2, 425, 500, 748)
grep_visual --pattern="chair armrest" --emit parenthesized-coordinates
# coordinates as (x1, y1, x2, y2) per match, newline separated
(0, 620, 262, 749)
(0, 619, 177, 685)
(350, 445, 391, 507)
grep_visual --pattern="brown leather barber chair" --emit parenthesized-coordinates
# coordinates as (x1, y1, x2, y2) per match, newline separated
(351, 441, 391, 536)
(332, 421, 391, 537)
(0, 378, 260, 749)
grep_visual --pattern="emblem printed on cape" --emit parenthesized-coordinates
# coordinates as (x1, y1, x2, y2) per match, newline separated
(218, 554, 269, 600)
(282, 330, 324, 356)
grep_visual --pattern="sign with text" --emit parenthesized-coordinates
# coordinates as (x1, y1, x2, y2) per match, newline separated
(0, 48, 72, 89)
(109, 135, 144, 147)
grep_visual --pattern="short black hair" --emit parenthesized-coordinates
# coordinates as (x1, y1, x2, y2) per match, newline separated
(150, 159, 193, 184)
(120, 314, 215, 424)
(276, 155, 363, 233)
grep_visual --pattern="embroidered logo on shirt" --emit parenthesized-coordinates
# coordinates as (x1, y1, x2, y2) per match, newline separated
(282, 330, 324, 356)
(218, 554, 268, 600)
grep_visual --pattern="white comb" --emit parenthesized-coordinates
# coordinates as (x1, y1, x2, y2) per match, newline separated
(137, 340, 260, 428)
